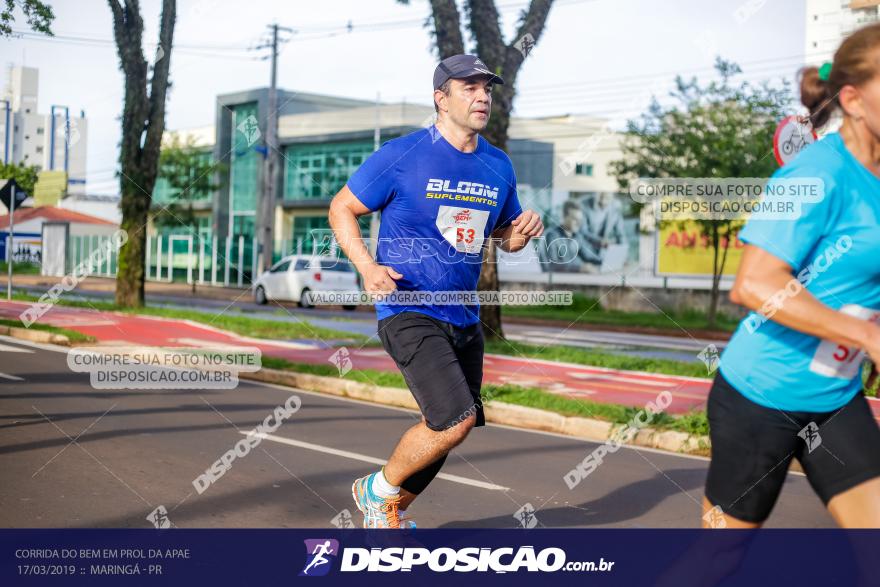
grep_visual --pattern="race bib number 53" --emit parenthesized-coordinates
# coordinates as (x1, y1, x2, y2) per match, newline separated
(436, 205, 490, 254)
(809, 304, 880, 379)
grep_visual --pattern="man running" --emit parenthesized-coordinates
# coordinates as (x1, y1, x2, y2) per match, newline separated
(328, 54, 543, 528)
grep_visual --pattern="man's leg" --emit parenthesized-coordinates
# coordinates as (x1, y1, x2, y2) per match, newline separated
(394, 321, 485, 509)
(399, 454, 448, 510)
(352, 414, 474, 527)
(353, 313, 481, 527)
(383, 414, 475, 486)
(393, 320, 486, 510)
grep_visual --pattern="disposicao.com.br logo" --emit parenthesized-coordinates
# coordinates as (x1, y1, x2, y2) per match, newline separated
(300, 539, 339, 577)
(300, 539, 614, 575)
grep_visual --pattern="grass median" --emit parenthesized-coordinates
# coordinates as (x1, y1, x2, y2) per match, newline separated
(0, 318, 95, 343)
(260, 356, 710, 437)
(0, 262, 41, 275)
(504, 293, 740, 333)
(485, 339, 711, 379)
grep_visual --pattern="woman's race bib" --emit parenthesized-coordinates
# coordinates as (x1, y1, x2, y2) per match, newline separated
(809, 304, 880, 379)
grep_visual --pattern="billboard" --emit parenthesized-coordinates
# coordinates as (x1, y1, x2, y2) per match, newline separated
(534, 192, 640, 276)
(655, 221, 744, 276)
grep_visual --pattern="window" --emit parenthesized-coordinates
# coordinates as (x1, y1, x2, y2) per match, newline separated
(320, 260, 353, 272)
(575, 163, 594, 176)
(291, 216, 332, 255)
(232, 215, 255, 239)
(270, 260, 291, 273)
(294, 259, 309, 271)
(35, 146, 43, 153)
(36, 127, 44, 135)
(230, 102, 259, 214)
(284, 141, 376, 200)
(153, 149, 215, 205)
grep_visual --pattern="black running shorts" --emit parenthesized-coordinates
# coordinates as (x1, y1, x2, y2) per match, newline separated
(378, 311, 484, 431)
(705, 372, 880, 523)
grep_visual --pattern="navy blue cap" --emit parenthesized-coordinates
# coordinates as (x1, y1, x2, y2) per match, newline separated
(433, 54, 505, 90)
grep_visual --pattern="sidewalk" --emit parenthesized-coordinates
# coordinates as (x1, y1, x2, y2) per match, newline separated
(12, 274, 252, 302)
(0, 299, 713, 415)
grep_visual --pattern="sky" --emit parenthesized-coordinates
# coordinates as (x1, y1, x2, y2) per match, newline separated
(1, 0, 806, 193)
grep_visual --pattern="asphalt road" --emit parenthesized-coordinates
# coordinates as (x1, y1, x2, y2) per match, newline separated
(0, 336, 832, 529)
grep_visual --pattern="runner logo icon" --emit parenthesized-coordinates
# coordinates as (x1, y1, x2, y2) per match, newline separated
(300, 539, 339, 577)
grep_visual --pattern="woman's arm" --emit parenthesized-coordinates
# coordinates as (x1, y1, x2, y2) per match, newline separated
(731, 244, 880, 362)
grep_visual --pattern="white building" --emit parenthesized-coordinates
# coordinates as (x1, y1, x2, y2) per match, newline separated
(806, 0, 880, 64)
(57, 193, 121, 224)
(0, 66, 88, 194)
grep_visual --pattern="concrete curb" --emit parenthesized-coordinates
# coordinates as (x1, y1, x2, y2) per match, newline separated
(241, 368, 710, 454)
(0, 325, 70, 345)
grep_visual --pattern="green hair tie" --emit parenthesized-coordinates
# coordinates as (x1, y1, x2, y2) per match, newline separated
(818, 62, 832, 82)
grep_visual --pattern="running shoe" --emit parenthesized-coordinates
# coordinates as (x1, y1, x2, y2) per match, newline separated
(351, 473, 402, 529)
(399, 510, 416, 529)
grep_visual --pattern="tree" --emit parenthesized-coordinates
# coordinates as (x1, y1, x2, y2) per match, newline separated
(0, 161, 40, 196)
(153, 133, 224, 293)
(0, 0, 53, 37)
(400, 0, 554, 339)
(108, 0, 176, 307)
(610, 59, 791, 327)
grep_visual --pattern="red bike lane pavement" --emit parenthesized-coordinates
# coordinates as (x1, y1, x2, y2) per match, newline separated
(5, 300, 876, 420)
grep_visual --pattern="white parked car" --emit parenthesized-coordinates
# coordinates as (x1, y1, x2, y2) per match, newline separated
(253, 255, 360, 310)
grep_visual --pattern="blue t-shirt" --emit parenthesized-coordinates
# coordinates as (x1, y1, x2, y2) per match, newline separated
(720, 132, 880, 412)
(346, 126, 523, 327)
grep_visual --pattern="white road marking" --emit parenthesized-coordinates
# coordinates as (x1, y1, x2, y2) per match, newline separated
(243, 431, 510, 492)
(0, 372, 23, 381)
(0, 343, 33, 353)
(0, 334, 69, 353)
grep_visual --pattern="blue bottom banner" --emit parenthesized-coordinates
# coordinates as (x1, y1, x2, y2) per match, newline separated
(1, 529, 876, 586)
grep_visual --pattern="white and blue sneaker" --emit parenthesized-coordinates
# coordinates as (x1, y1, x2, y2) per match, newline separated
(351, 473, 402, 529)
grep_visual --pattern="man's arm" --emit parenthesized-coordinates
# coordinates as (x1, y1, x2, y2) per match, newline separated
(328, 185, 402, 294)
(491, 209, 544, 253)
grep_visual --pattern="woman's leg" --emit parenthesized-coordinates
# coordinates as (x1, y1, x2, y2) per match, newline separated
(703, 374, 795, 527)
(827, 476, 880, 527)
(702, 497, 763, 529)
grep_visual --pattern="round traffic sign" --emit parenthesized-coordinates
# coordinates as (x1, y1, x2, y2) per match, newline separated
(773, 115, 817, 166)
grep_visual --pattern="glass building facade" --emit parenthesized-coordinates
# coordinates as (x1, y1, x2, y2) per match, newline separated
(150, 114, 394, 277)
(283, 140, 374, 201)
(152, 150, 214, 207)
(229, 102, 259, 239)
(282, 139, 377, 255)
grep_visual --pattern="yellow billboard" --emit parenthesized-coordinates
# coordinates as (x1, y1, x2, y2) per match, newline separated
(34, 170, 68, 206)
(656, 221, 745, 276)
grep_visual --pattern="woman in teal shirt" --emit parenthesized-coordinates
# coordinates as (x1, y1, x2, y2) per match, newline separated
(704, 23, 880, 528)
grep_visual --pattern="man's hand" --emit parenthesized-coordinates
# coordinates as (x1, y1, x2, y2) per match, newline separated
(492, 210, 544, 253)
(510, 210, 544, 239)
(362, 263, 403, 295)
